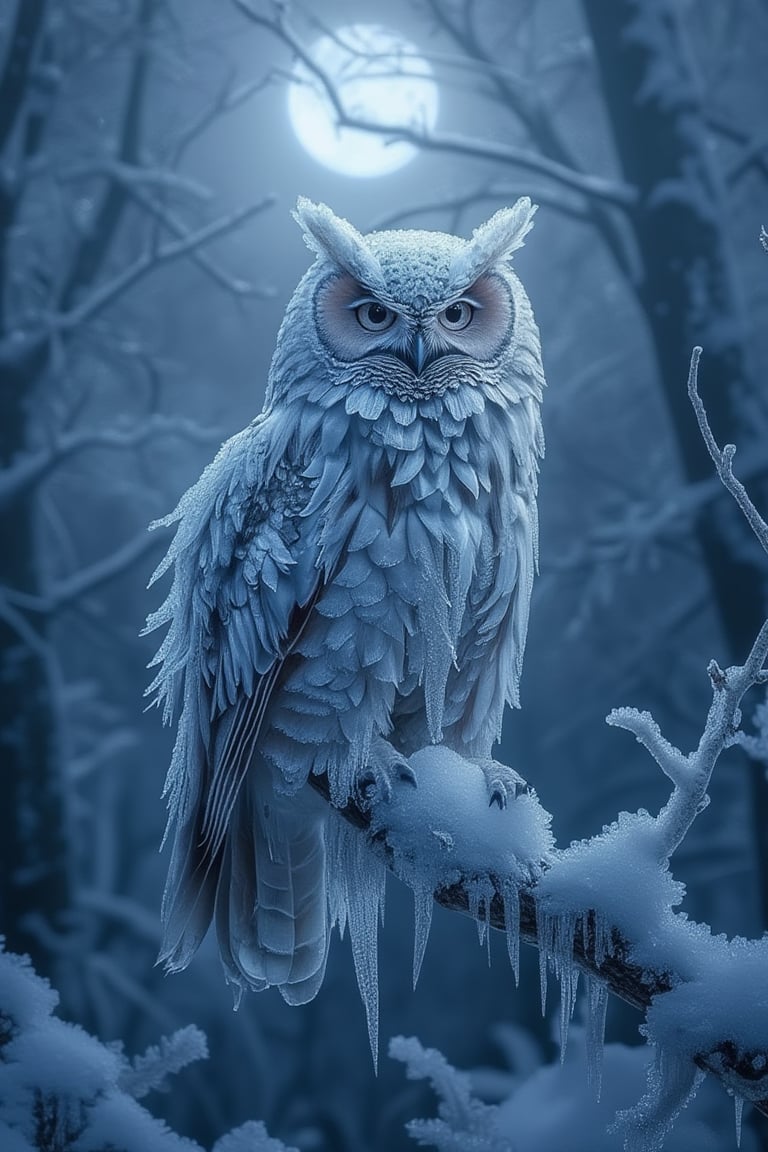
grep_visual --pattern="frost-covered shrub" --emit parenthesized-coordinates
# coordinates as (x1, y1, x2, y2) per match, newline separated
(0, 944, 295, 1152)
(391, 1029, 758, 1152)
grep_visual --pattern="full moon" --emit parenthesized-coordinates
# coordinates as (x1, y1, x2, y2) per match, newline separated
(287, 25, 439, 178)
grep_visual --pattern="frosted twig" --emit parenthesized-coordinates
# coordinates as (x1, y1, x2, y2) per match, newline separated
(233, 0, 637, 210)
(608, 617, 768, 860)
(687, 346, 768, 554)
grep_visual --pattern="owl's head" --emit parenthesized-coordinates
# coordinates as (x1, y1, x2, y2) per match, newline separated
(268, 197, 541, 406)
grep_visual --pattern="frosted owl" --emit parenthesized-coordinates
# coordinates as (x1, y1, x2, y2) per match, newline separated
(146, 197, 545, 1014)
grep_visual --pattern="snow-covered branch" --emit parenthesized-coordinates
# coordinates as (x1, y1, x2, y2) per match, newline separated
(233, 0, 637, 211)
(308, 348, 768, 1145)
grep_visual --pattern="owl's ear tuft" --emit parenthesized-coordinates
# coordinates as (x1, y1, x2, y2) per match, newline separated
(292, 197, 386, 293)
(449, 197, 538, 290)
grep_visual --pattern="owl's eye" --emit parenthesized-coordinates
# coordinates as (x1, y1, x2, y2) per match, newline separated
(438, 301, 474, 331)
(355, 301, 396, 332)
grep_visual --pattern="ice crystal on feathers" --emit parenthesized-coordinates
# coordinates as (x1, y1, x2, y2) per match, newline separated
(146, 197, 546, 1020)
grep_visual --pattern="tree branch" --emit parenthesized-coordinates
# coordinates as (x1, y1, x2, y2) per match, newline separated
(0, 196, 274, 360)
(233, 0, 637, 211)
(687, 346, 768, 555)
(2, 528, 163, 617)
(0, 0, 46, 155)
(307, 346, 768, 1123)
(0, 415, 220, 509)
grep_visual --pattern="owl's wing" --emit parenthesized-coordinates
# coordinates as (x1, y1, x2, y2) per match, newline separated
(144, 414, 322, 964)
(446, 488, 537, 749)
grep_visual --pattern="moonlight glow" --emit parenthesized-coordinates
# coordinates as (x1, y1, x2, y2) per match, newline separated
(287, 25, 439, 178)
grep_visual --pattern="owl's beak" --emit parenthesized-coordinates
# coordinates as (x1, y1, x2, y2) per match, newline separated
(411, 332, 428, 374)
(404, 331, 431, 375)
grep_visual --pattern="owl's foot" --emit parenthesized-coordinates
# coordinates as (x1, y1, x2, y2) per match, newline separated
(480, 760, 530, 809)
(356, 737, 417, 808)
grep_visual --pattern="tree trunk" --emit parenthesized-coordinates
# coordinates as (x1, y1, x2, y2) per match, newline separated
(582, 0, 768, 923)
(0, 0, 151, 976)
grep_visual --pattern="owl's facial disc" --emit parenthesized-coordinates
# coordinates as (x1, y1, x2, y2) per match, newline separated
(315, 271, 513, 378)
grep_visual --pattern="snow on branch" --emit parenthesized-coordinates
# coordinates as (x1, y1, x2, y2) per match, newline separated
(309, 348, 768, 1147)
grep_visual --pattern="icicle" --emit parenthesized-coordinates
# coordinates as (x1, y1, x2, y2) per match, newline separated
(412, 883, 434, 989)
(466, 877, 494, 951)
(586, 976, 608, 1100)
(502, 880, 520, 986)
(536, 909, 552, 1016)
(592, 909, 611, 969)
(553, 913, 577, 1061)
(327, 816, 385, 1068)
(734, 1094, 744, 1148)
(347, 852, 385, 1070)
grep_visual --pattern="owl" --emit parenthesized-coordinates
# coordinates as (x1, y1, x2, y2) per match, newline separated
(146, 197, 545, 1010)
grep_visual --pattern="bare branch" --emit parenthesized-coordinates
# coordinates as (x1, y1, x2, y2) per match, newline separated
(54, 195, 274, 333)
(0, 589, 49, 659)
(234, 0, 636, 211)
(2, 529, 164, 617)
(0, 196, 274, 359)
(687, 346, 768, 555)
(0, 0, 46, 155)
(368, 181, 590, 232)
(168, 72, 275, 167)
(0, 415, 220, 508)
(109, 175, 271, 298)
(62, 159, 213, 202)
(47, 529, 161, 611)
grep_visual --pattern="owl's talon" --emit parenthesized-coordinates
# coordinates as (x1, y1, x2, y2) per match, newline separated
(399, 763, 418, 788)
(356, 738, 415, 808)
(480, 760, 529, 808)
(489, 784, 506, 810)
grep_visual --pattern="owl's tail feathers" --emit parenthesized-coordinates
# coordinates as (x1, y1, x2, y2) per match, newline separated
(215, 783, 330, 1006)
(158, 765, 222, 975)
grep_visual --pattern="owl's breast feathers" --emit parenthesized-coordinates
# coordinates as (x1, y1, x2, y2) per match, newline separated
(148, 347, 542, 831)
(253, 350, 543, 786)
